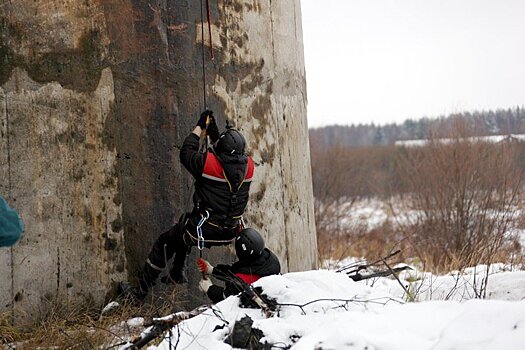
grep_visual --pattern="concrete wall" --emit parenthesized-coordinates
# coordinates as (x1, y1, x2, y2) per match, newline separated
(0, 0, 317, 320)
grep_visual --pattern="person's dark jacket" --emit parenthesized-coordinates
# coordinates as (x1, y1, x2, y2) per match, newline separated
(180, 133, 254, 219)
(206, 248, 281, 303)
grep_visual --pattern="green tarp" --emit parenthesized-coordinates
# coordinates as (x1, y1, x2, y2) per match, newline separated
(0, 196, 23, 247)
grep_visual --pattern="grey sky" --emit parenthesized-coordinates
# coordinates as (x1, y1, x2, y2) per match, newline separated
(300, 0, 525, 127)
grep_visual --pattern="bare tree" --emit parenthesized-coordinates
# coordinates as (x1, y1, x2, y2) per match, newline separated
(395, 119, 524, 272)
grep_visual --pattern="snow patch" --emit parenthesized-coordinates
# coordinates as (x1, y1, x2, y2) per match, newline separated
(147, 267, 525, 350)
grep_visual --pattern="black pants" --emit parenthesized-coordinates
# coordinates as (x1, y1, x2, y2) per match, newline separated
(140, 212, 238, 287)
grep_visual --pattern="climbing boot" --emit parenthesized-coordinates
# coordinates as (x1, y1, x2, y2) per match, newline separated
(161, 264, 188, 284)
(117, 260, 163, 303)
(160, 268, 188, 284)
(161, 250, 189, 284)
(141, 259, 163, 286)
(117, 282, 148, 304)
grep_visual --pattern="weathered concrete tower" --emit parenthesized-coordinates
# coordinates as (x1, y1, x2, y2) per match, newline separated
(0, 0, 316, 319)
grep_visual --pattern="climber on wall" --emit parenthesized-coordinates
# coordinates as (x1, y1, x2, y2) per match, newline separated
(197, 227, 281, 303)
(122, 110, 255, 301)
(0, 196, 23, 247)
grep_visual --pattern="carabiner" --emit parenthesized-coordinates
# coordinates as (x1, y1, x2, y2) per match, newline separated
(196, 210, 209, 250)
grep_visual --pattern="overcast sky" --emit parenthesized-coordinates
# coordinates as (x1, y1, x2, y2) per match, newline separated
(300, 0, 525, 127)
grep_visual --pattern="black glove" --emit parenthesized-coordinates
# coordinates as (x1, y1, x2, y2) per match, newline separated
(197, 110, 214, 129)
(207, 120, 220, 143)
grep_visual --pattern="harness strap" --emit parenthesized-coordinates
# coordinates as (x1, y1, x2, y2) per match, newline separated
(240, 216, 246, 230)
(146, 258, 164, 271)
(222, 166, 249, 222)
(201, 207, 243, 228)
(186, 229, 236, 245)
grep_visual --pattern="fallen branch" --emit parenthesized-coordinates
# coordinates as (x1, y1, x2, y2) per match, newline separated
(381, 259, 412, 300)
(120, 306, 209, 349)
(337, 249, 401, 274)
(347, 265, 411, 282)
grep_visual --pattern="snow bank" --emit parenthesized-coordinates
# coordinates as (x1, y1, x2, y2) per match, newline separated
(360, 263, 525, 302)
(261, 300, 525, 350)
(150, 268, 525, 350)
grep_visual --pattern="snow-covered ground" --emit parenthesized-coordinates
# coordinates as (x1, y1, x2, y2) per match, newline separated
(134, 263, 525, 350)
(338, 197, 525, 238)
(116, 198, 525, 349)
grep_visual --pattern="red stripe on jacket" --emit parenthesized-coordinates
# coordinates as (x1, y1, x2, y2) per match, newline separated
(202, 153, 254, 182)
(236, 273, 260, 285)
(245, 157, 254, 180)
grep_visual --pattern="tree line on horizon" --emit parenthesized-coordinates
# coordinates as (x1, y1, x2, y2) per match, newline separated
(311, 112, 525, 272)
(309, 106, 525, 148)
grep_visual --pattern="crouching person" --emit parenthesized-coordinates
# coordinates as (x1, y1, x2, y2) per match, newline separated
(198, 228, 281, 303)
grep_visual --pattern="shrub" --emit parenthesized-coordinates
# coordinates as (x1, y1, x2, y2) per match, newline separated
(395, 123, 525, 271)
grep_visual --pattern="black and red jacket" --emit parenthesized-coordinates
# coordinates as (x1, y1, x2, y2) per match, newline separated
(180, 133, 254, 220)
(206, 248, 281, 303)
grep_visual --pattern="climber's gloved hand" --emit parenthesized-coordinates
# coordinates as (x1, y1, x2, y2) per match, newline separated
(207, 120, 220, 143)
(197, 258, 214, 275)
(199, 278, 213, 293)
(197, 110, 214, 129)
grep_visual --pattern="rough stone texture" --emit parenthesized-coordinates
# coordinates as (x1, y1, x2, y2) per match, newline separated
(0, 0, 317, 320)
(0, 67, 124, 319)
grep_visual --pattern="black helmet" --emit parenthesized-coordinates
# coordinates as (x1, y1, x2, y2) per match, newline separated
(235, 228, 265, 260)
(215, 129, 246, 155)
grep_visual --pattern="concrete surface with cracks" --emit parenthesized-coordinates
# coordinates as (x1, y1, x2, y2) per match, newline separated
(0, 0, 317, 321)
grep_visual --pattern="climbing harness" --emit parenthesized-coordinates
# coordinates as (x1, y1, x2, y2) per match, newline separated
(201, 211, 244, 230)
(186, 228, 236, 246)
(191, 209, 242, 249)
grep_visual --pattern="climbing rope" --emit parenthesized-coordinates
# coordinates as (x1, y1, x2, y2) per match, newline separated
(179, 0, 214, 267)
(206, 0, 214, 61)
(200, 0, 207, 109)
(199, 0, 214, 109)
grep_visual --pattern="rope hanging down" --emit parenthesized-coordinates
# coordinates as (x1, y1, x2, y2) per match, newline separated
(206, 0, 214, 61)
(200, 0, 214, 110)
(191, 0, 215, 261)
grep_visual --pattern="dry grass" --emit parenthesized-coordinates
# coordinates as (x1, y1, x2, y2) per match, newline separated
(1, 289, 184, 349)
(318, 223, 525, 275)
(317, 222, 408, 267)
